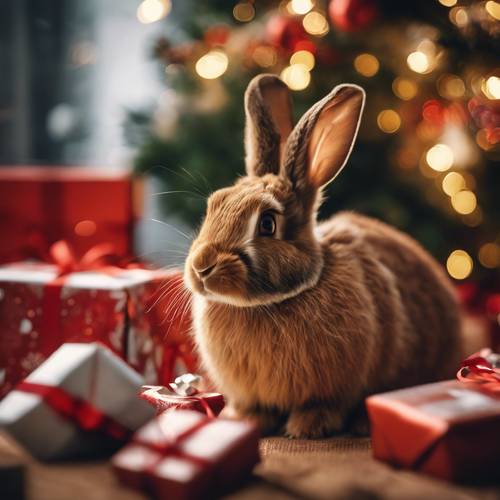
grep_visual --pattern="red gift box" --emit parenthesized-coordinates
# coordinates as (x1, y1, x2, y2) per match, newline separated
(140, 385, 225, 417)
(112, 409, 260, 499)
(366, 379, 500, 481)
(0, 166, 142, 263)
(0, 250, 197, 398)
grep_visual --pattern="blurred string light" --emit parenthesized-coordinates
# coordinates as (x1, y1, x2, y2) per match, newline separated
(195, 50, 228, 79)
(354, 54, 379, 77)
(302, 11, 329, 36)
(290, 50, 315, 70)
(290, 0, 314, 15)
(392, 77, 418, 100)
(137, 0, 171, 24)
(377, 110, 401, 133)
(438, 0, 457, 6)
(485, 1, 500, 20)
(426, 144, 454, 171)
(482, 76, 500, 99)
(451, 190, 477, 214)
(437, 74, 465, 99)
(252, 46, 277, 67)
(478, 243, 500, 268)
(449, 6, 469, 27)
(281, 64, 311, 90)
(233, 2, 255, 22)
(442, 172, 465, 196)
(447, 250, 473, 280)
(407, 51, 430, 74)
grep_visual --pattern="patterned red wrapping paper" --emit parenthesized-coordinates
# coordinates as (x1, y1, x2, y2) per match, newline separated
(140, 385, 225, 417)
(0, 166, 142, 264)
(0, 261, 197, 398)
(366, 378, 500, 481)
(112, 409, 260, 499)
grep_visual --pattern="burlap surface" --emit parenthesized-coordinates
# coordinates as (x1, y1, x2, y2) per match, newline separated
(1, 432, 499, 500)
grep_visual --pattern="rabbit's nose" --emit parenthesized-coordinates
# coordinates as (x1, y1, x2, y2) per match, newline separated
(192, 245, 218, 280)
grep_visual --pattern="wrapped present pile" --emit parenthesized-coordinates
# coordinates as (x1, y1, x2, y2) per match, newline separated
(0, 166, 197, 398)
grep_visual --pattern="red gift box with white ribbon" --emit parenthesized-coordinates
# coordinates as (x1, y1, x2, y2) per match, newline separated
(0, 242, 197, 397)
(112, 409, 260, 499)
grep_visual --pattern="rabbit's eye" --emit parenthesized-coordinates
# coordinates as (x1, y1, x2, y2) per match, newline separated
(259, 213, 276, 236)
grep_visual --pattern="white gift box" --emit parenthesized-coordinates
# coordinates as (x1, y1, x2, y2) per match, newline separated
(0, 342, 154, 460)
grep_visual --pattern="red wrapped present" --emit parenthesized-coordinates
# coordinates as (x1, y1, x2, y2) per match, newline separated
(0, 241, 197, 397)
(0, 343, 153, 460)
(112, 409, 260, 499)
(0, 166, 142, 263)
(367, 351, 500, 481)
(140, 374, 225, 417)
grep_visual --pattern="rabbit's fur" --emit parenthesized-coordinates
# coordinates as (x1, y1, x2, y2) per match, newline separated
(184, 75, 462, 438)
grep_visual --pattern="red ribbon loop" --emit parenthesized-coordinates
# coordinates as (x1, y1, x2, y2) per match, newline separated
(16, 381, 132, 440)
(457, 348, 500, 394)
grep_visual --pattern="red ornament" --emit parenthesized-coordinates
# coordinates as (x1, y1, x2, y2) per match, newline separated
(266, 15, 307, 53)
(328, 0, 379, 32)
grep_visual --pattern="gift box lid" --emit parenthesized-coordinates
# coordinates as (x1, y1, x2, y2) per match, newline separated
(366, 380, 500, 469)
(0, 262, 164, 290)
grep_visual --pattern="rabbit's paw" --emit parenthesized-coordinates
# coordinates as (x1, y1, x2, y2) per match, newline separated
(223, 405, 284, 435)
(285, 408, 344, 438)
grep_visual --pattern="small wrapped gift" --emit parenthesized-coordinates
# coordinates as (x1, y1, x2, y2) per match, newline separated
(0, 242, 197, 397)
(140, 374, 225, 417)
(0, 343, 154, 460)
(112, 409, 260, 499)
(367, 350, 500, 481)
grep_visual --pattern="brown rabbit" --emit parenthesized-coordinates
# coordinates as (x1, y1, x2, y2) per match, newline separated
(184, 74, 462, 438)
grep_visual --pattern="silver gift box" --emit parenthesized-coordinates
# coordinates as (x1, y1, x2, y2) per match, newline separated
(0, 342, 154, 460)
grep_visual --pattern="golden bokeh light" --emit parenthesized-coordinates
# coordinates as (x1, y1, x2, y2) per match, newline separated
(290, 0, 314, 15)
(407, 51, 430, 74)
(437, 74, 465, 99)
(449, 7, 469, 27)
(233, 2, 255, 22)
(451, 190, 477, 214)
(137, 0, 171, 24)
(280, 64, 311, 90)
(290, 50, 315, 70)
(252, 46, 277, 68)
(377, 110, 401, 134)
(438, 0, 457, 6)
(476, 129, 494, 151)
(302, 11, 329, 36)
(482, 76, 500, 99)
(478, 243, 500, 268)
(426, 144, 454, 171)
(354, 54, 379, 77)
(392, 77, 418, 100)
(446, 250, 473, 280)
(486, 1, 500, 20)
(195, 50, 229, 79)
(442, 172, 465, 196)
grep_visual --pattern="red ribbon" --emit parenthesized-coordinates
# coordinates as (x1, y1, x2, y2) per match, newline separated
(40, 240, 135, 356)
(456, 348, 500, 394)
(16, 381, 132, 440)
(133, 415, 212, 478)
(161, 343, 199, 387)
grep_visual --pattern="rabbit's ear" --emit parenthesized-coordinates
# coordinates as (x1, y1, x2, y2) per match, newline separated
(244, 74, 293, 177)
(282, 84, 365, 191)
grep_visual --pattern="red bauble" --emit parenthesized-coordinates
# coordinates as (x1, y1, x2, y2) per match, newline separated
(266, 15, 307, 53)
(328, 0, 379, 32)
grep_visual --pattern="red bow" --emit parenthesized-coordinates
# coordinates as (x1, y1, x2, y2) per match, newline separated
(457, 348, 500, 394)
(16, 381, 132, 440)
(40, 240, 137, 356)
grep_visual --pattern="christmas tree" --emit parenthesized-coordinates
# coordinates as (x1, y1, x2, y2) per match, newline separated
(128, 0, 500, 283)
